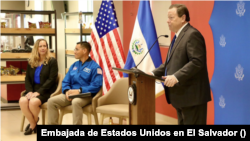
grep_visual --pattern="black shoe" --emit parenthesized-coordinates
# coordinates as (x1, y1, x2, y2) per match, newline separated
(25, 117, 39, 131)
(25, 124, 30, 131)
(24, 126, 37, 135)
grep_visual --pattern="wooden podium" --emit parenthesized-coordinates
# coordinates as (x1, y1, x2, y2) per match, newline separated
(112, 67, 164, 125)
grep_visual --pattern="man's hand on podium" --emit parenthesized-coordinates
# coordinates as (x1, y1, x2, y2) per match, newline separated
(162, 75, 178, 87)
(146, 72, 153, 76)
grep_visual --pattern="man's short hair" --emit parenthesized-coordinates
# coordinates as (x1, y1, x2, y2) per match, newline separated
(169, 4, 190, 22)
(77, 41, 91, 53)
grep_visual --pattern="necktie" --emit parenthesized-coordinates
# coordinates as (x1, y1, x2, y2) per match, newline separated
(165, 35, 176, 76)
(168, 35, 176, 61)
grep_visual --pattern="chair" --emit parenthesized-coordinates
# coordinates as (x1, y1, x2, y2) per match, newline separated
(96, 77, 129, 125)
(58, 88, 103, 125)
(20, 73, 63, 132)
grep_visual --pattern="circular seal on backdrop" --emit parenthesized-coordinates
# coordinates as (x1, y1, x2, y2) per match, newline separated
(131, 39, 143, 55)
(128, 84, 136, 105)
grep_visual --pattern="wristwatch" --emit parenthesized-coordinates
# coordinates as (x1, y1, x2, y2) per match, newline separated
(78, 89, 81, 93)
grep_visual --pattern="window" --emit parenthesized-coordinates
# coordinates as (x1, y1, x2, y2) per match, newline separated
(78, 0, 93, 41)
(78, 0, 93, 28)
(78, 0, 93, 12)
(33, 0, 44, 40)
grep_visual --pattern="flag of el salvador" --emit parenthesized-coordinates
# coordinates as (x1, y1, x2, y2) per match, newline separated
(123, 1, 164, 95)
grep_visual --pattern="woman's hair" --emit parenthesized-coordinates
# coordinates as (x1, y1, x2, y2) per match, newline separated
(28, 39, 52, 68)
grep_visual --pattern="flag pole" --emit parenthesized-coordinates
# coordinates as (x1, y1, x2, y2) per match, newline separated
(80, 24, 82, 42)
(79, 11, 82, 42)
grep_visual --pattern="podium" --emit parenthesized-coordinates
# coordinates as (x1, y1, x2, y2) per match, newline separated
(112, 67, 164, 125)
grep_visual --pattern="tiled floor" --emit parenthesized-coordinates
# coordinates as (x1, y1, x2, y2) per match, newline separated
(1, 103, 176, 141)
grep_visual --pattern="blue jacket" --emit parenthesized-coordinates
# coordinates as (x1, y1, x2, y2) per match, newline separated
(62, 57, 103, 97)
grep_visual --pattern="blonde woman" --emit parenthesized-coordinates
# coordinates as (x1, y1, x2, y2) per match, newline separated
(19, 39, 58, 135)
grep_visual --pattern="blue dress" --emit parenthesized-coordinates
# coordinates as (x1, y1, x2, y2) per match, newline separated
(34, 64, 43, 84)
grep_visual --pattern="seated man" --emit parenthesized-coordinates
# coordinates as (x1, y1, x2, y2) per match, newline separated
(47, 41, 103, 125)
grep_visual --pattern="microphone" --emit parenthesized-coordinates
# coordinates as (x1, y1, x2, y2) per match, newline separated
(131, 35, 168, 70)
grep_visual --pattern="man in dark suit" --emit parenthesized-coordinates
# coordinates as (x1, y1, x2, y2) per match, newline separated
(151, 4, 211, 124)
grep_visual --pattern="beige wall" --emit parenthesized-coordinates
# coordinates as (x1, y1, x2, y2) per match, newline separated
(152, 1, 171, 46)
(113, 1, 123, 44)
(0, 61, 6, 66)
(24, 0, 34, 10)
(1, 1, 25, 10)
(93, 1, 101, 22)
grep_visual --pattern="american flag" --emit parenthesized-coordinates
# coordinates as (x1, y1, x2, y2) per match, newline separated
(89, 0, 125, 94)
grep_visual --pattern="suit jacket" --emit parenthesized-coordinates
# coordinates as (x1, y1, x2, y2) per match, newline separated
(25, 57, 58, 97)
(153, 23, 211, 108)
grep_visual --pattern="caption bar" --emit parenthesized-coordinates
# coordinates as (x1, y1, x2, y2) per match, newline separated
(37, 125, 248, 139)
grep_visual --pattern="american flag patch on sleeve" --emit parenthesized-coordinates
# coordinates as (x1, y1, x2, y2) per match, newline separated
(97, 68, 102, 75)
